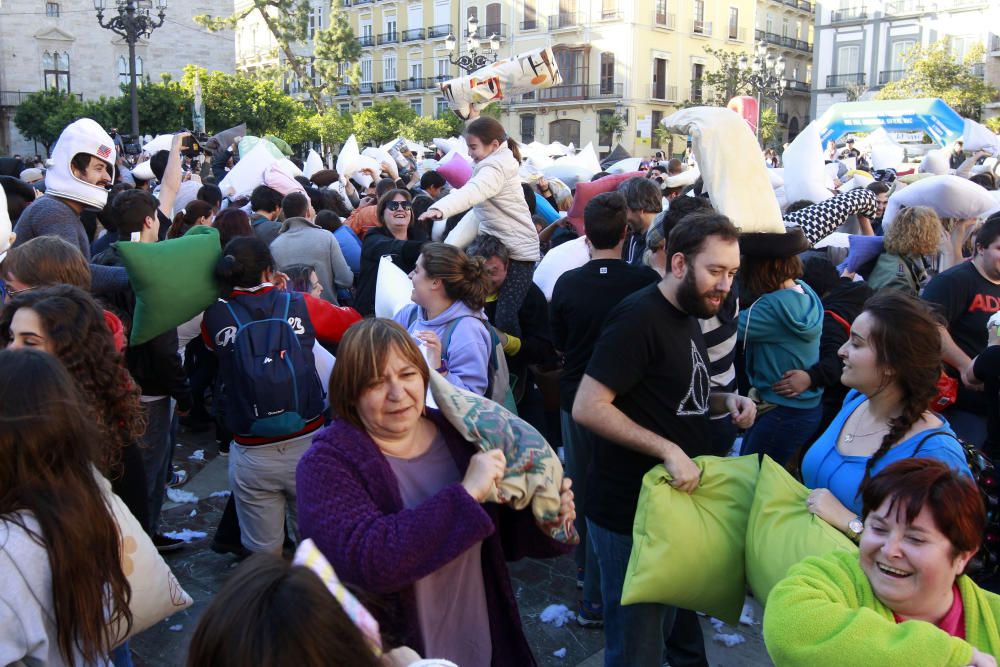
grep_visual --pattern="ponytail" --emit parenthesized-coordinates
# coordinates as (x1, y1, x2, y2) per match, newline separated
(465, 117, 520, 162)
(420, 242, 491, 310)
(506, 137, 521, 162)
(167, 199, 214, 240)
(167, 210, 187, 240)
(214, 236, 274, 290)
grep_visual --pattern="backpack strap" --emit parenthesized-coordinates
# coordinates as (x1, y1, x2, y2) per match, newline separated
(406, 304, 420, 329)
(911, 429, 959, 457)
(441, 315, 475, 357)
(825, 309, 852, 336)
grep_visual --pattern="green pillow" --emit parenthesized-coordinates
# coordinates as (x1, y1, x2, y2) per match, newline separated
(622, 455, 760, 625)
(746, 456, 858, 605)
(117, 225, 222, 346)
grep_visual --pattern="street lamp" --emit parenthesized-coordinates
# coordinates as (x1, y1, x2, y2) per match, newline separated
(95, 0, 167, 140)
(738, 40, 787, 143)
(445, 15, 499, 74)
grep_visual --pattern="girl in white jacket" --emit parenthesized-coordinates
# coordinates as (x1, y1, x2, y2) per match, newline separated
(418, 117, 539, 337)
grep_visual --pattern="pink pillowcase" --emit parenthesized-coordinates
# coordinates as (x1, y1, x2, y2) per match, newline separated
(565, 171, 644, 235)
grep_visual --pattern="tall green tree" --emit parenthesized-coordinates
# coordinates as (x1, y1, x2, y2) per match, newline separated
(195, 1, 361, 114)
(351, 99, 418, 145)
(681, 46, 759, 107)
(877, 39, 997, 120)
(13, 89, 84, 153)
(181, 66, 308, 137)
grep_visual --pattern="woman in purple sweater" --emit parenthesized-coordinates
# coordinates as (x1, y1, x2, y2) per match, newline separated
(296, 319, 575, 667)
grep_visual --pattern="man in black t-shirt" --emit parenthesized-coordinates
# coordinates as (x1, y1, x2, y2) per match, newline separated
(923, 215, 1000, 447)
(550, 191, 659, 625)
(572, 212, 756, 667)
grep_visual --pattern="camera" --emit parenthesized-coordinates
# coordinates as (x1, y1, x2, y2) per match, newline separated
(180, 131, 210, 158)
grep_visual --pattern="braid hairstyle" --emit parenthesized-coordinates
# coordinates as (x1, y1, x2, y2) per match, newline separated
(858, 291, 944, 489)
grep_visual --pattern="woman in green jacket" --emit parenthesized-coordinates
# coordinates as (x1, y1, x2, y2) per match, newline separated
(867, 206, 940, 296)
(764, 457, 1000, 667)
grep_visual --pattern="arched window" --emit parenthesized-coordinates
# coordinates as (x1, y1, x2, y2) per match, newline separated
(118, 56, 128, 87)
(549, 119, 580, 146)
(135, 56, 143, 81)
(44, 51, 70, 91)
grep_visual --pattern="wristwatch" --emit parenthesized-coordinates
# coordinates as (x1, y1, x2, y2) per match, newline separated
(846, 517, 864, 542)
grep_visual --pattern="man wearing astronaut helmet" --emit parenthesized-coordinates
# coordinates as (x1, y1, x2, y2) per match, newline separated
(12, 118, 116, 259)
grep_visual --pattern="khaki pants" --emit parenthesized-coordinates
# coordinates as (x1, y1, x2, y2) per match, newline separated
(228, 432, 313, 554)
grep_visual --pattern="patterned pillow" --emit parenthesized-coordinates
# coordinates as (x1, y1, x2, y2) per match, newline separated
(427, 370, 579, 544)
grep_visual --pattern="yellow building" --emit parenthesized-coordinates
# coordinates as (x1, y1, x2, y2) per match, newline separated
(755, 0, 814, 142)
(235, 0, 767, 158)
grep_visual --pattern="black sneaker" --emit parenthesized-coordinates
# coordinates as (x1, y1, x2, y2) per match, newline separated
(577, 601, 604, 628)
(210, 539, 250, 559)
(153, 534, 185, 553)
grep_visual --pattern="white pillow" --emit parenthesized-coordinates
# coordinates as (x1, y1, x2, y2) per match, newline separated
(218, 140, 278, 198)
(542, 163, 595, 190)
(443, 209, 480, 249)
(533, 235, 590, 301)
(607, 157, 643, 174)
(919, 148, 950, 175)
(303, 149, 323, 179)
(95, 472, 193, 644)
(882, 174, 998, 232)
(782, 122, 833, 204)
(963, 118, 1000, 156)
(374, 255, 414, 318)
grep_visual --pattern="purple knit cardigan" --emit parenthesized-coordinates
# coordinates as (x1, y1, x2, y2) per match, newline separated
(296, 409, 572, 666)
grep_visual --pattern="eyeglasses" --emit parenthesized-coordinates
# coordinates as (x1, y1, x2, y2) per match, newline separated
(385, 200, 412, 211)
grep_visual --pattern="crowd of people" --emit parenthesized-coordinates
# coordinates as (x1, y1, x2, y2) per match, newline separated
(1, 105, 1000, 667)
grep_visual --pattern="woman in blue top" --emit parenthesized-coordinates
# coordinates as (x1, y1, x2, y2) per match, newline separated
(738, 252, 825, 464)
(802, 290, 971, 538)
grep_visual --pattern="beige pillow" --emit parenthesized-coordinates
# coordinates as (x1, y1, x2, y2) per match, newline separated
(95, 471, 193, 643)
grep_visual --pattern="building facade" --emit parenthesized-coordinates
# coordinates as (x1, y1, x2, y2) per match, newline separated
(755, 0, 814, 142)
(811, 0, 1000, 124)
(235, 0, 764, 158)
(0, 0, 235, 156)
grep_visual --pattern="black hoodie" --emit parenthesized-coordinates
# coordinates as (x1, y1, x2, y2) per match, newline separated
(808, 277, 872, 425)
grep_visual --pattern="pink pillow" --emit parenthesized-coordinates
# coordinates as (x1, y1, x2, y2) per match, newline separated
(437, 152, 473, 188)
(565, 171, 644, 235)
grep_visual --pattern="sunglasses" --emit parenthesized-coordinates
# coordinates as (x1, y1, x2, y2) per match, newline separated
(385, 200, 412, 211)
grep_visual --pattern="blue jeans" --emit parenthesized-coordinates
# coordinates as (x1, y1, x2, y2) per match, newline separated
(740, 403, 823, 466)
(139, 397, 173, 535)
(110, 642, 134, 667)
(588, 519, 707, 667)
(561, 409, 601, 607)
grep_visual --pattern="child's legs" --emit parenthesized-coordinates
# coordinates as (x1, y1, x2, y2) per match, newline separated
(496, 260, 534, 337)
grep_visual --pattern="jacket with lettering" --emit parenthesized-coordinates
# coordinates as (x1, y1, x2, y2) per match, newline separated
(201, 283, 361, 444)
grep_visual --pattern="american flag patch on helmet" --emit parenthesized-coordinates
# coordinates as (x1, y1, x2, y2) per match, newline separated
(97, 145, 112, 159)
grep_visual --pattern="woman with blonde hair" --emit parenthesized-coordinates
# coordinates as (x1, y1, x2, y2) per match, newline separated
(868, 206, 940, 295)
(393, 242, 493, 395)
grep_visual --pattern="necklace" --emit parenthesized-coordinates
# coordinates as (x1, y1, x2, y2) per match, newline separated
(843, 427, 889, 444)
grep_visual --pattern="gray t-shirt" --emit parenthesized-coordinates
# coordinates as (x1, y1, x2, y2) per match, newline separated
(12, 195, 91, 259)
(386, 432, 492, 667)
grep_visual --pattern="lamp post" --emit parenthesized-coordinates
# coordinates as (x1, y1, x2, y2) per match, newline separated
(738, 40, 787, 144)
(94, 0, 167, 140)
(445, 16, 500, 74)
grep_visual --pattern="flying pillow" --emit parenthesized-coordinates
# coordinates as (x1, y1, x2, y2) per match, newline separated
(745, 456, 857, 605)
(117, 225, 222, 346)
(532, 235, 590, 301)
(882, 174, 998, 232)
(565, 171, 643, 234)
(919, 148, 950, 175)
(607, 157, 643, 174)
(782, 122, 834, 204)
(374, 254, 414, 318)
(443, 209, 480, 249)
(623, 455, 761, 624)
(437, 150, 473, 188)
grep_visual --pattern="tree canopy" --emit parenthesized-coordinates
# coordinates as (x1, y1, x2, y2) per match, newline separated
(13, 90, 84, 152)
(876, 38, 997, 120)
(181, 66, 308, 137)
(195, 0, 360, 114)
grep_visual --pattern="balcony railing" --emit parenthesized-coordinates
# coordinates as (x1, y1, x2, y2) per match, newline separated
(352, 0, 372, 5)
(428, 24, 451, 38)
(399, 77, 424, 91)
(478, 22, 506, 38)
(826, 72, 866, 88)
(0, 90, 82, 107)
(548, 13, 580, 30)
(426, 75, 449, 88)
(358, 82, 375, 94)
(335, 84, 350, 96)
(402, 28, 425, 42)
(877, 69, 906, 85)
(377, 32, 399, 45)
(378, 80, 399, 93)
(884, 0, 924, 14)
(357, 34, 374, 47)
(831, 6, 867, 22)
(653, 11, 676, 29)
(991, 35, 1000, 53)
(971, 62, 985, 78)
(783, 0, 813, 11)
(728, 26, 747, 41)
(786, 79, 811, 93)
(534, 82, 623, 101)
(520, 19, 540, 30)
(692, 19, 712, 35)
(650, 84, 679, 102)
(600, 8, 623, 20)
(755, 29, 812, 53)
(689, 81, 707, 103)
